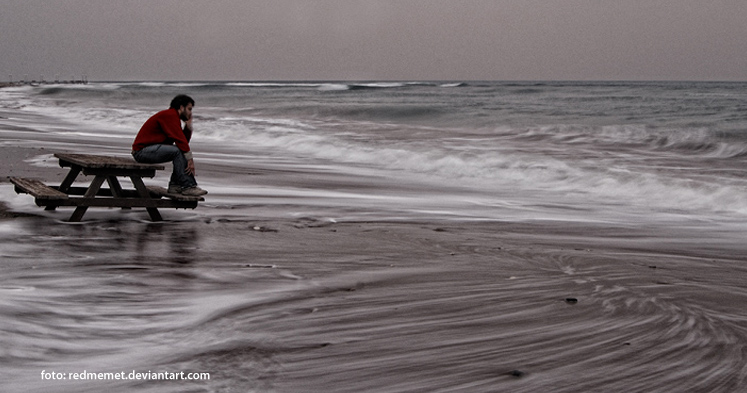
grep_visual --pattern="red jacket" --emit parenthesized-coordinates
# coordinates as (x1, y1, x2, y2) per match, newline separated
(132, 108, 192, 159)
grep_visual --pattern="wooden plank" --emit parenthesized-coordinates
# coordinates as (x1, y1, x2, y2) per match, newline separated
(146, 186, 205, 202)
(55, 153, 165, 171)
(47, 165, 81, 210)
(129, 176, 162, 221)
(58, 165, 82, 192)
(68, 175, 107, 222)
(81, 167, 157, 178)
(107, 176, 131, 211)
(106, 176, 125, 197)
(51, 186, 143, 199)
(44, 198, 199, 209)
(10, 177, 68, 200)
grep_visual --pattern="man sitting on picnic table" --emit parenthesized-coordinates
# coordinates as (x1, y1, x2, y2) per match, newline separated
(131, 94, 208, 196)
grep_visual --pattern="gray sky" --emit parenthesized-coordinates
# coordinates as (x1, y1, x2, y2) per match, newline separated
(1, 0, 746, 81)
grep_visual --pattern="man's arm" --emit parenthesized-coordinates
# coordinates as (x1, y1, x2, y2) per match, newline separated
(183, 116, 195, 175)
(157, 110, 192, 159)
(183, 118, 193, 142)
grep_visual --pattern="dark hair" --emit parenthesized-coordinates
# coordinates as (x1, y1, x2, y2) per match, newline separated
(170, 94, 195, 110)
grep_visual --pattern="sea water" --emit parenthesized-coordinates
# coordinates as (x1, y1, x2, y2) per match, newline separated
(1, 81, 747, 392)
(3, 81, 747, 224)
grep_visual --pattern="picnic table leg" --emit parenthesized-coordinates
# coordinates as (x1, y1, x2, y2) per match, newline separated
(129, 176, 163, 222)
(45, 165, 81, 211)
(68, 175, 106, 222)
(106, 176, 131, 210)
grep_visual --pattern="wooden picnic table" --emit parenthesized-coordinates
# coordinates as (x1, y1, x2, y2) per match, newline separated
(10, 153, 204, 222)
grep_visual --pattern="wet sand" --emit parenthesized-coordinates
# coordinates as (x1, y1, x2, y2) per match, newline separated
(2, 124, 747, 392)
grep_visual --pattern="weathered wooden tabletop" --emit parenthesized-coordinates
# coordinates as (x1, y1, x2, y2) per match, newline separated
(55, 153, 165, 170)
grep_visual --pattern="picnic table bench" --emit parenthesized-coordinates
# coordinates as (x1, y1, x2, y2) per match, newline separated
(10, 153, 204, 222)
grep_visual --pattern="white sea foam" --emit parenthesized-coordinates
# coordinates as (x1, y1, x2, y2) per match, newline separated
(225, 82, 324, 88)
(24, 154, 58, 168)
(354, 82, 406, 88)
(318, 84, 350, 91)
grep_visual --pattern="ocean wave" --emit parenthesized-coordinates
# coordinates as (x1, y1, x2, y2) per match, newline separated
(317, 84, 350, 91)
(128, 82, 167, 87)
(225, 82, 324, 88)
(509, 124, 747, 159)
(37, 83, 123, 92)
(347, 82, 407, 90)
(647, 130, 747, 158)
(220, 81, 454, 91)
(223, 82, 411, 91)
(439, 82, 467, 88)
(347, 82, 454, 90)
(17, 81, 471, 94)
(194, 115, 747, 217)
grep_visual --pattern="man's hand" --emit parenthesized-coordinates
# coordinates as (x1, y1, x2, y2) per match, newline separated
(186, 158, 196, 176)
(183, 118, 193, 142)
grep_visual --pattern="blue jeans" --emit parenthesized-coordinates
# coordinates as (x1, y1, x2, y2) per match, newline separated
(132, 145, 197, 189)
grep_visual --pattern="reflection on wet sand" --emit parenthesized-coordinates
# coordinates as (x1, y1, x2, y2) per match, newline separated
(134, 224, 199, 265)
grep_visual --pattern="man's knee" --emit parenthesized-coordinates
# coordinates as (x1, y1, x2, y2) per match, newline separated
(134, 144, 181, 163)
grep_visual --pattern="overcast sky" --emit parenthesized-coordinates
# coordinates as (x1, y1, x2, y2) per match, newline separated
(1, 0, 745, 81)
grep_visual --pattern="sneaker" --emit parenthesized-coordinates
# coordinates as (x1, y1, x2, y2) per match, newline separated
(181, 186, 208, 196)
(167, 185, 182, 194)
